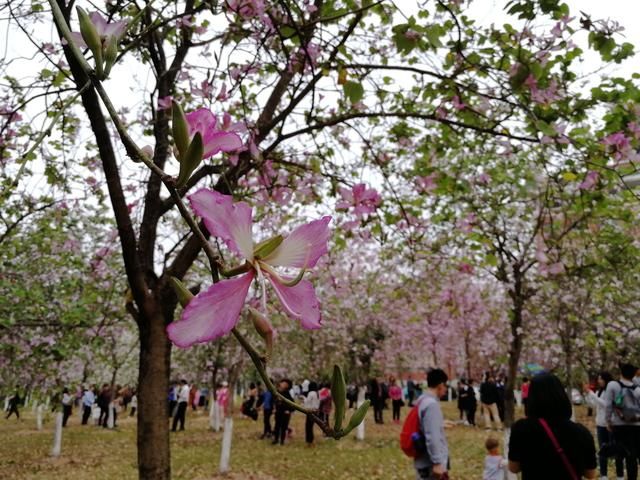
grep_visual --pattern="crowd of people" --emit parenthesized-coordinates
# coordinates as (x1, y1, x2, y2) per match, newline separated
(409, 362, 640, 480)
(4, 362, 640, 480)
(3, 383, 138, 428)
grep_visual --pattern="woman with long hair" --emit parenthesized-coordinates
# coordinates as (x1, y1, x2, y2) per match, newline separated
(508, 373, 597, 480)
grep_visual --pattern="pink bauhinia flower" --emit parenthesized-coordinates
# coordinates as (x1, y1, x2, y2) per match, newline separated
(68, 11, 128, 48)
(226, 0, 266, 19)
(184, 108, 244, 159)
(579, 170, 599, 190)
(167, 189, 332, 347)
(336, 183, 381, 217)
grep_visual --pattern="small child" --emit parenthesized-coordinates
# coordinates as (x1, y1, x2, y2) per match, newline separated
(483, 437, 507, 480)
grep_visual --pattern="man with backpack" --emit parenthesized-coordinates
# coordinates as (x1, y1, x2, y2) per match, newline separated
(605, 362, 640, 480)
(412, 368, 450, 479)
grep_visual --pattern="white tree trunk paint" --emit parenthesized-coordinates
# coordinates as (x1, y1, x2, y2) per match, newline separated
(219, 417, 233, 473)
(107, 402, 115, 428)
(51, 412, 63, 457)
(212, 400, 221, 432)
(356, 387, 366, 441)
(4, 397, 9, 411)
(44, 396, 50, 409)
(209, 394, 216, 430)
(36, 404, 43, 430)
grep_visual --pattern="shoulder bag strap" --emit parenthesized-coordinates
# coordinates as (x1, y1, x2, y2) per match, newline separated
(538, 418, 579, 480)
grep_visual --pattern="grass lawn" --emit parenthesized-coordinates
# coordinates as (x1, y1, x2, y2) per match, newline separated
(1, 402, 599, 480)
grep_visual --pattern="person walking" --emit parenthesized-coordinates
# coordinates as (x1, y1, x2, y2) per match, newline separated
(480, 375, 501, 430)
(508, 373, 597, 480)
(97, 384, 111, 428)
(483, 437, 507, 480)
(258, 384, 273, 439)
(5, 387, 20, 419)
(303, 381, 320, 446)
(407, 376, 416, 407)
(241, 382, 258, 421)
(584, 371, 624, 480)
(189, 384, 198, 412)
(172, 380, 189, 432)
(347, 383, 358, 409)
(61, 388, 73, 427)
(457, 380, 466, 422)
(521, 377, 530, 415)
(469, 379, 479, 426)
(272, 379, 294, 445)
(459, 379, 477, 426)
(318, 383, 332, 429)
(414, 369, 450, 480)
(129, 390, 137, 417)
(81, 386, 95, 425)
(389, 377, 404, 424)
(217, 381, 229, 417)
(369, 378, 383, 424)
(168, 382, 177, 418)
(496, 376, 506, 422)
(604, 362, 640, 480)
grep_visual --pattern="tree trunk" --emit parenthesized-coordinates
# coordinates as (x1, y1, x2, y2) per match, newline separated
(504, 292, 524, 428)
(137, 304, 171, 480)
(464, 332, 472, 380)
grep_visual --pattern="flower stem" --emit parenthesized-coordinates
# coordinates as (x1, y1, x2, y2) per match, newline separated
(230, 327, 333, 435)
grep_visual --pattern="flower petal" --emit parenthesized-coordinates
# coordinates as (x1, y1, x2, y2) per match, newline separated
(167, 272, 254, 347)
(185, 108, 217, 136)
(201, 131, 243, 158)
(89, 12, 109, 36)
(102, 20, 128, 39)
(268, 275, 321, 330)
(189, 188, 254, 260)
(65, 31, 87, 48)
(262, 216, 331, 268)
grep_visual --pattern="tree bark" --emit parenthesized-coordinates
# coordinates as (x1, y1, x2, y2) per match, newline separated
(136, 301, 171, 480)
(504, 270, 525, 429)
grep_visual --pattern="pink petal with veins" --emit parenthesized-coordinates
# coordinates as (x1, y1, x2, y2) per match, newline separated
(167, 271, 254, 347)
(189, 188, 254, 260)
(263, 216, 331, 269)
(267, 275, 321, 330)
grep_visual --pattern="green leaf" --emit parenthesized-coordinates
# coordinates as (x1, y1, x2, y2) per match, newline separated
(343, 81, 364, 104)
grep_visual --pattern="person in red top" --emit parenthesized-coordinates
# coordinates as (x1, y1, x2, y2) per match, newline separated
(189, 384, 197, 411)
(521, 377, 530, 416)
(389, 376, 404, 424)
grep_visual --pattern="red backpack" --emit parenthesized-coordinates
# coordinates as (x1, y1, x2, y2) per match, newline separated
(399, 398, 426, 457)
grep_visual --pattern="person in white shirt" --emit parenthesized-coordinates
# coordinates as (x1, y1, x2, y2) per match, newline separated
(584, 372, 624, 480)
(301, 379, 310, 395)
(303, 381, 320, 446)
(81, 386, 96, 425)
(172, 380, 190, 432)
(129, 391, 138, 417)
